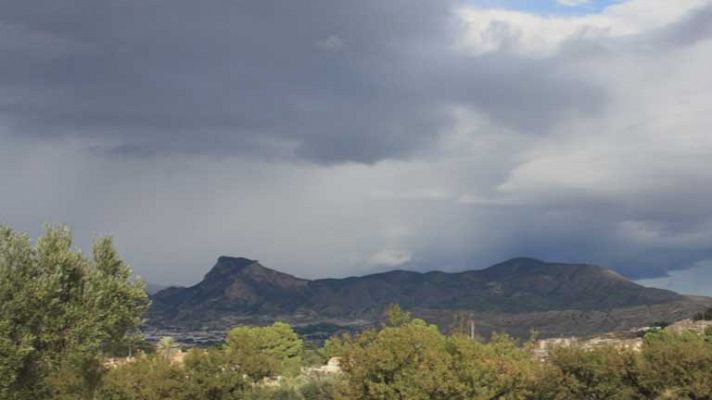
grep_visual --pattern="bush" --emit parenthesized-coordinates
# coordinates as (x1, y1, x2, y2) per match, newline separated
(97, 355, 189, 400)
(544, 345, 638, 399)
(693, 307, 712, 321)
(636, 330, 712, 399)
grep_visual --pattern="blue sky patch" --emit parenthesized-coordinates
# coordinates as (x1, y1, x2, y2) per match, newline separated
(468, 0, 624, 16)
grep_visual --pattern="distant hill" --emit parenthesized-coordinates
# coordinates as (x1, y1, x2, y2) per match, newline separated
(145, 282, 167, 295)
(149, 257, 712, 338)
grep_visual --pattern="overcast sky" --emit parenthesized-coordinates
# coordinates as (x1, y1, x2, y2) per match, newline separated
(1, 0, 712, 294)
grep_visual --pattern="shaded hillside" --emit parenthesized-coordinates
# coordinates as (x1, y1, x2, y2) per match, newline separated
(145, 282, 167, 295)
(150, 257, 308, 322)
(150, 257, 685, 328)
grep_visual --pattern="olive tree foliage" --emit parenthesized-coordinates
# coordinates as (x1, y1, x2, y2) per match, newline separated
(0, 224, 149, 399)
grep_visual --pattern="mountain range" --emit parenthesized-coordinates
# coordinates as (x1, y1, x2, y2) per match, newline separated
(149, 257, 712, 339)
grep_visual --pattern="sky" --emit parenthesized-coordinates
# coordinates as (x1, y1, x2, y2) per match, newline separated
(1, 0, 712, 294)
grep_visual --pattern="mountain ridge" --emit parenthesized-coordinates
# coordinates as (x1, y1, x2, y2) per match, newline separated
(158, 256, 638, 288)
(148, 256, 708, 339)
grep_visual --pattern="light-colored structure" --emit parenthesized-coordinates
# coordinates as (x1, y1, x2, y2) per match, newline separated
(304, 357, 342, 376)
(533, 336, 643, 359)
(666, 319, 712, 334)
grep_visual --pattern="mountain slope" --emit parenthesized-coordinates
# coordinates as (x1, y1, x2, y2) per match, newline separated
(145, 282, 167, 295)
(150, 256, 693, 335)
(151, 257, 308, 322)
(298, 257, 681, 315)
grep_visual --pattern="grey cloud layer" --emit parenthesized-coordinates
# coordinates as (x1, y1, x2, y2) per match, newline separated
(2, 1, 712, 292)
(0, 0, 601, 163)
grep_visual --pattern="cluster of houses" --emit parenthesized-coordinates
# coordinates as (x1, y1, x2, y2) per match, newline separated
(532, 318, 712, 359)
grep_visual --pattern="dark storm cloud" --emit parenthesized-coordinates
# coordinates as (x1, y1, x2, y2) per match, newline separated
(2, 0, 712, 294)
(0, 0, 603, 163)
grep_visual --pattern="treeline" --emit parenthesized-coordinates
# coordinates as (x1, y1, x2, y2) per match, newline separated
(84, 307, 712, 400)
(3, 226, 712, 399)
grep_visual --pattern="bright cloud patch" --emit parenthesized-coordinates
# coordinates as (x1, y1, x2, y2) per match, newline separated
(456, 0, 710, 55)
(368, 250, 413, 267)
(557, 0, 591, 6)
(637, 261, 712, 296)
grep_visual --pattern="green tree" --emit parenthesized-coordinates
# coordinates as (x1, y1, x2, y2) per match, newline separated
(226, 321, 304, 382)
(447, 333, 542, 400)
(336, 318, 458, 400)
(334, 305, 551, 400)
(88, 237, 150, 356)
(182, 348, 248, 400)
(382, 304, 412, 327)
(0, 224, 149, 399)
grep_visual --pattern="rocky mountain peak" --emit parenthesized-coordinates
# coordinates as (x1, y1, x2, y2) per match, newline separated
(203, 256, 256, 281)
(201, 256, 308, 291)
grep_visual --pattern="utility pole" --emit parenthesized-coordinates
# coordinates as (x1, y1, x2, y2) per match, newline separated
(469, 314, 476, 339)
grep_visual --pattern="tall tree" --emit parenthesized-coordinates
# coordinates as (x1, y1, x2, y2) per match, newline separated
(0, 225, 149, 399)
(334, 318, 458, 400)
(226, 321, 303, 382)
